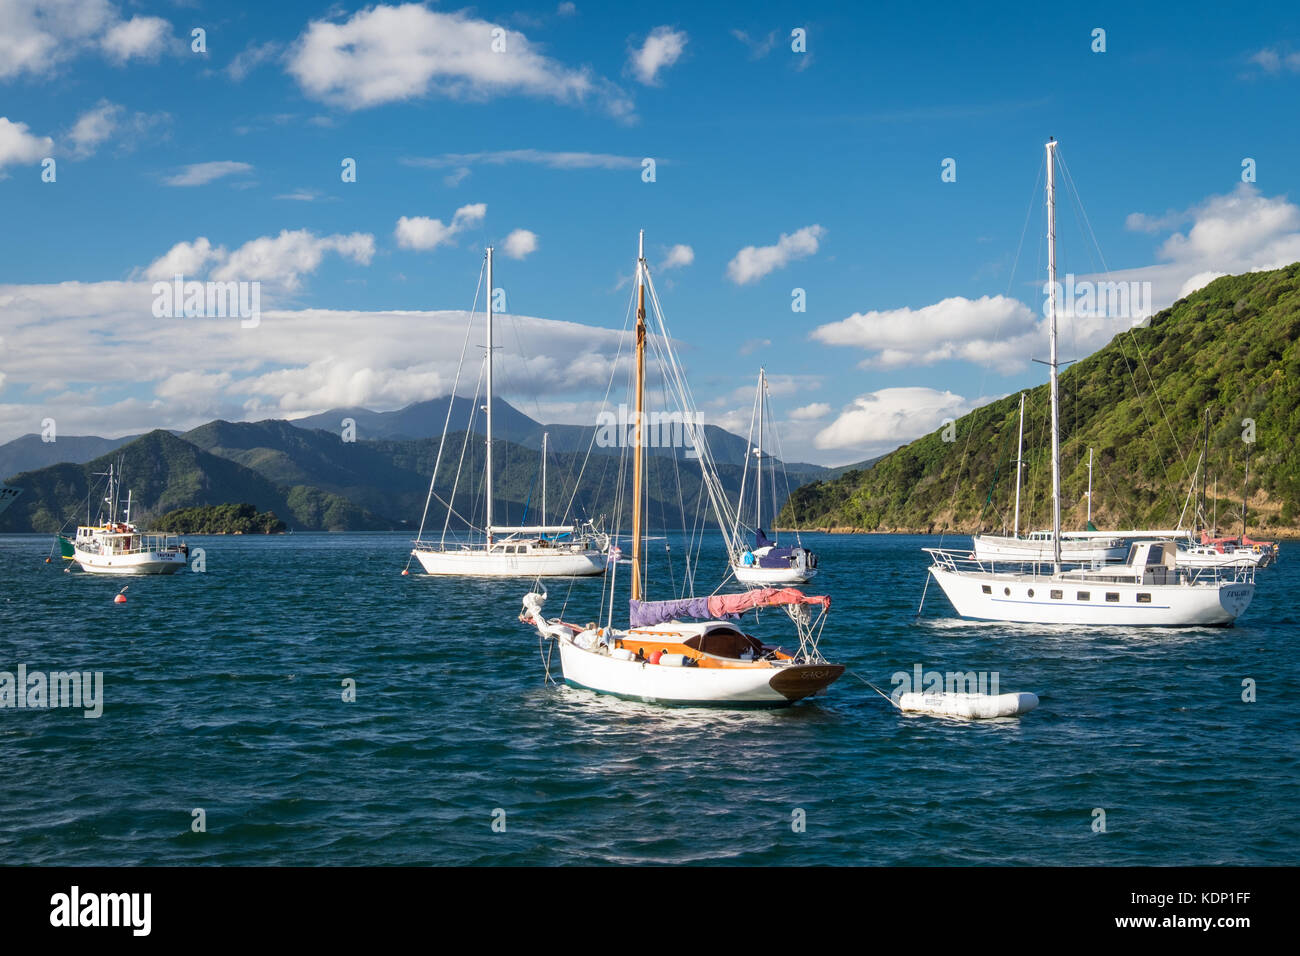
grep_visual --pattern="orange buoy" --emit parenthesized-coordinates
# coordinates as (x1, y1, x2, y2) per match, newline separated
(649, 650, 664, 665)
(45, 557, 51, 564)
(114, 593, 127, 604)
(401, 569, 409, 576)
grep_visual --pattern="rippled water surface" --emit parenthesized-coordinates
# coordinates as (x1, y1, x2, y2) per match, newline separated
(1, 532, 1296, 865)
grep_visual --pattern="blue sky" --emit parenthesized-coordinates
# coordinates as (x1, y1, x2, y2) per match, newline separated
(3, 0, 1300, 465)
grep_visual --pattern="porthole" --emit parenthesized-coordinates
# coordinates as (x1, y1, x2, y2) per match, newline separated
(1003, 587, 1011, 596)
(1027, 588, 1035, 598)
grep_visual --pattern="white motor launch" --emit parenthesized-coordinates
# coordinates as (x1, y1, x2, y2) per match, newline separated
(898, 691, 1040, 719)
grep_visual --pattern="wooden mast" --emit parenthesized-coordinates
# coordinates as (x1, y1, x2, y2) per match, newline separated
(631, 230, 647, 601)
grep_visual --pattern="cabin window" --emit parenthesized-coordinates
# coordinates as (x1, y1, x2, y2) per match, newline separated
(1137, 593, 1152, 603)
(1077, 591, 1090, 601)
(1050, 589, 1062, 600)
(982, 585, 992, 594)
(1106, 592, 1120, 603)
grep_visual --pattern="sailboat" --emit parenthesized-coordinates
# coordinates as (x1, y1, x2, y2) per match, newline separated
(731, 368, 818, 585)
(59, 461, 188, 574)
(410, 246, 609, 577)
(924, 140, 1255, 626)
(519, 232, 843, 706)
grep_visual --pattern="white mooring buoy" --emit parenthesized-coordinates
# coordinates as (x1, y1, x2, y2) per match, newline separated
(897, 691, 1039, 720)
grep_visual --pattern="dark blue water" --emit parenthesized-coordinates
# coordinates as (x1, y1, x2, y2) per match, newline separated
(1, 532, 1295, 865)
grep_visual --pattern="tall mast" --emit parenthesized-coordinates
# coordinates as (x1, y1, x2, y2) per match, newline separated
(485, 246, 495, 543)
(756, 368, 765, 532)
(1086, 447, 1093, 527)
(1241, 452, 1250, 544)
(1046, 137, 1062, 573)
(1199, 408, 1210, 532)
(1013, 392, 1025, 538)
(631, 230, 647, 602)
(541, 431, 548, 526)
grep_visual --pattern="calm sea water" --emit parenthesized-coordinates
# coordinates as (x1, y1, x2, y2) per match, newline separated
(1, 531, 1296, 866)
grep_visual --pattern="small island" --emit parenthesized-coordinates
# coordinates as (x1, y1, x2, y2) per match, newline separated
(152, 503, 286, 534)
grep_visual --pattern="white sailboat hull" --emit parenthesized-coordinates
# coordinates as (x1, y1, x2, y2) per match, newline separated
(74, 549, 187, 575)
(556, 637, 836, 707)
(927, 565, 1253, 626)
(413, 547, 605, 577)
(732, 564, 817, 585)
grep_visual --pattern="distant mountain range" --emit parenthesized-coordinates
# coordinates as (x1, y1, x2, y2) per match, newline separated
(0, 397, 879, 533)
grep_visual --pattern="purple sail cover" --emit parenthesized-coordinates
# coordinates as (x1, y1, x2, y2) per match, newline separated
(628, 597, 715, 627)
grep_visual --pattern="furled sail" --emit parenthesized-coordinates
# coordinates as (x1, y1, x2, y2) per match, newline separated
(629, 587, 830, 627)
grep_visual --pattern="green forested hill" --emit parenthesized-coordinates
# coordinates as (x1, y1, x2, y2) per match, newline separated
(780, 263, 1300, 535)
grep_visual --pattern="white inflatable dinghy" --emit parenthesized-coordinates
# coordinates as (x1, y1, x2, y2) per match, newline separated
(897, 691, 1039, 719)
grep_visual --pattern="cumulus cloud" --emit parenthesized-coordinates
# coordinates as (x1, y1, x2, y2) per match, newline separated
(0, 116, 53, 170)
(286, 4, 633, 118)
(0, 1, 173, 79)
(726, 225, 825, 284)
(788, 402, 830, 421)
(1247, 48, 1300, 74)
(503, 229, 539, 259)
(144, 238, 224, 281)
(100, 15, 170, 63)
(164, 161, 253, 187)
(629, 26, 687, 85)
(394, 203, 487, 251)
(812, 295, 1038, 372)
(214, 230, 375, 287)
(814, 388, 975, 455)
(659, 244, 694, 270)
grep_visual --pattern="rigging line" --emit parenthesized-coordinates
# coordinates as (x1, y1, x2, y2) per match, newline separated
(732, 379, 761, 546)
(414, 258, 485, 549)
(762, 383, 803, 546)
(560, 281, 638, 525)
(442, 356, 487, 545)
(848, 670, 902, 709)
(938, 154, 1045, 549)
(1059, 151, 1192, 499)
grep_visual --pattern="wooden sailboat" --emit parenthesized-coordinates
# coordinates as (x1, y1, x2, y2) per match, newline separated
(519, 231, 843, 705)
(410, 246, 609, 577)
(925, 140, 1256, 626)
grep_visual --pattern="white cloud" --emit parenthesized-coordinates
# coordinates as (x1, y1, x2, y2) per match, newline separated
(726, 225, 825, 284)
(814, 388, 975, 455)
(213, 230, 375, 288)
(557, 2, 577, 16)
(63, 100, 165, 158)
(101, 15, 170, 63)
(659, 244, 694, 270)
(788, 402, 830, 421)
(0, 278, 635, 442)
(0, 116, 53, 170)
(732, 29, 778, 59)
(402, 149, 647, 171)
(286, 4, 633, 118)
(812, 295, 1038, 372)
(503, 229, 539, 259)
(395, 203, 487, 251)
(145, 238, 224, 281)
(1248, 48, 1300, 74)
(227, 40, 282, 82)
(629, 26, 687, 85)
(165, 161, 253, 187)
(0, 1, 172, 80)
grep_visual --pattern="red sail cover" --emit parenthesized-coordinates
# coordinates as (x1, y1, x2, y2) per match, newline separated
(708, 587, 830, 618)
